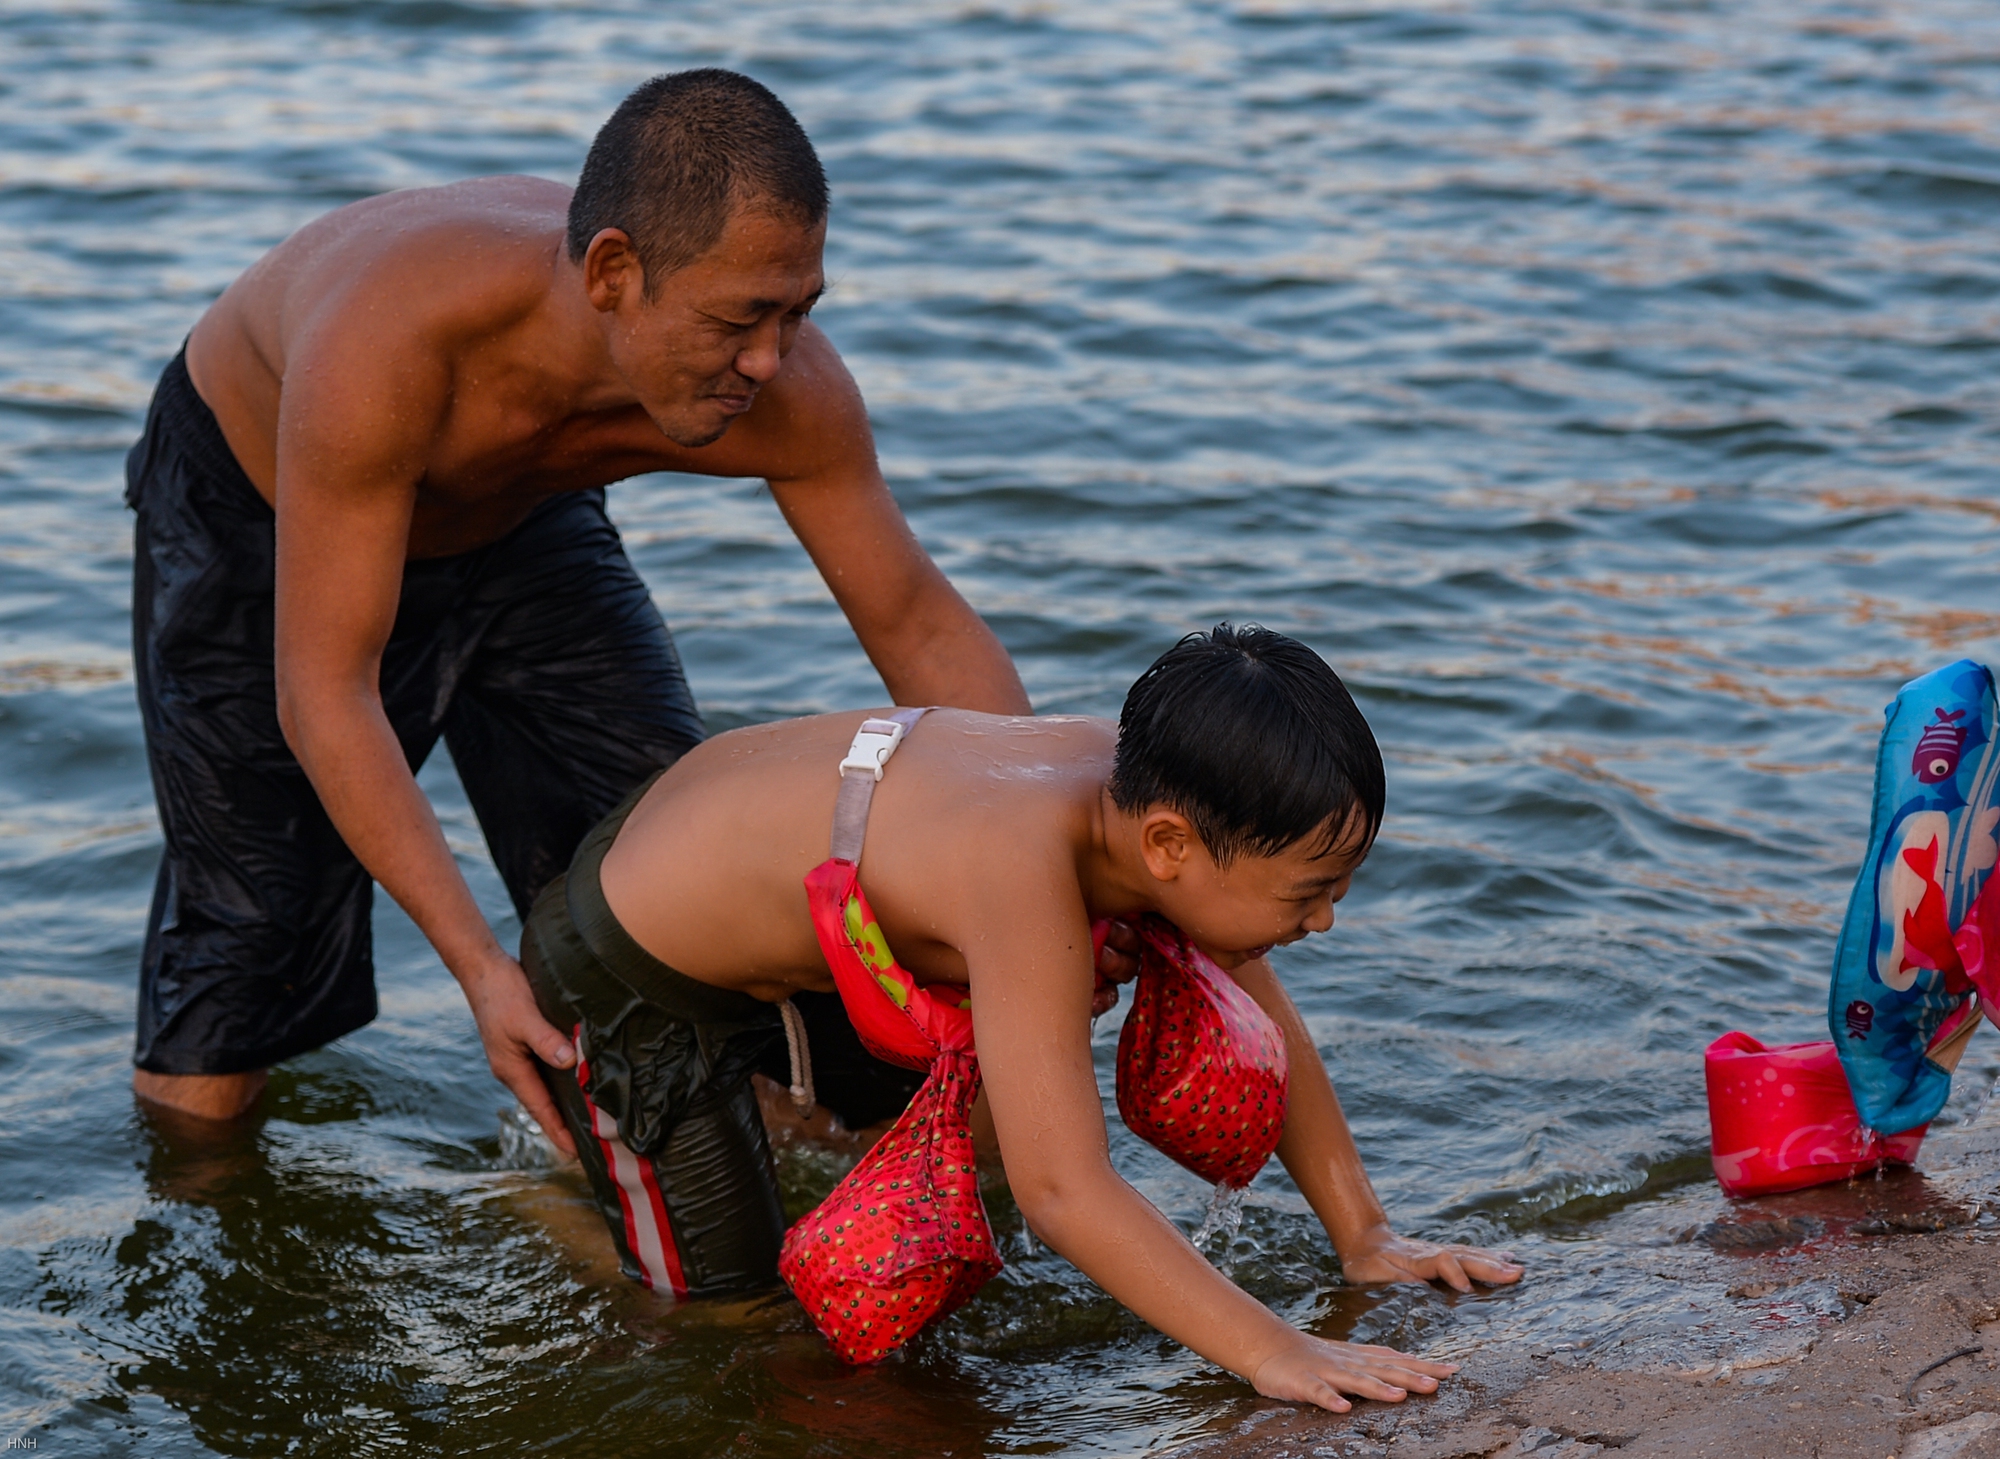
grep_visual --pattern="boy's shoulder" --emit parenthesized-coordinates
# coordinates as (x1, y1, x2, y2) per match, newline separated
(922, 708, 1113, 744)
(851, 710, 1116, 865)
(910, 710, 1117, 782)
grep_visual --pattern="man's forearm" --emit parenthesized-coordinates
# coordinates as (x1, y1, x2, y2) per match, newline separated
(280, 678, 578, 1150)
(868, 578, 1031, 715)
(281, 688, 503, 981)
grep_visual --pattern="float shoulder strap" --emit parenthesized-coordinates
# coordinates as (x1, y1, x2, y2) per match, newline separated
(829, 707, 930, 862)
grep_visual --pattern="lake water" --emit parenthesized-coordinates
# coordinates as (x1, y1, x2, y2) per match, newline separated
(6, 0, 2000, 1453)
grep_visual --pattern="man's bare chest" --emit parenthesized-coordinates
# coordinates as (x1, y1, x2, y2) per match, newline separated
(404, 404, 690, 556)
(425, 395, 691, 498)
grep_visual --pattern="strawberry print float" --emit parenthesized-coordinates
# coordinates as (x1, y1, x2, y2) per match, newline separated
(1115, 917, 1290, 1191)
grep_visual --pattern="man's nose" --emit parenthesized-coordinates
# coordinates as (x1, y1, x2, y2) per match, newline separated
(734, 319, 785, 384)
(1303, 898, 1337, 935)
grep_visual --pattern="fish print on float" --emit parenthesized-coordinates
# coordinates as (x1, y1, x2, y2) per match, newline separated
(1832, 660, 2000, 1134)
(1914, 710, 1971, 785)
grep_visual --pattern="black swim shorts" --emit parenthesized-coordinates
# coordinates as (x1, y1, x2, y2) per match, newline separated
(520, 779, 925, 1297)
(127, 349, 707, 1075)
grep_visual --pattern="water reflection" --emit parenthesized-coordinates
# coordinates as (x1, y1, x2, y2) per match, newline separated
(118, 1104, 457, 1453)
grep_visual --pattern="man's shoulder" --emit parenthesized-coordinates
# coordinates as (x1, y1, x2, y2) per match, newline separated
(324, 175, 571, 248)
(188, 175, 592, 507)
(360, 175, 571, 255)
(301, 177, 568, 325)
(202, 177, 569, 393)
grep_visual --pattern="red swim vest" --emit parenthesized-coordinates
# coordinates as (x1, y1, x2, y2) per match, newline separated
(777, 714, 1295, 1360)
(777, 712, 1002, 1365)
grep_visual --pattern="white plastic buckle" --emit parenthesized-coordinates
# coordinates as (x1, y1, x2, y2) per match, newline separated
(838, 717, 909, 781)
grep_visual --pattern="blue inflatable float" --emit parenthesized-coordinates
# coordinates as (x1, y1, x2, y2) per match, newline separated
(1706, 660, 1999, 1197)
(1832, 659, 2000, 1135)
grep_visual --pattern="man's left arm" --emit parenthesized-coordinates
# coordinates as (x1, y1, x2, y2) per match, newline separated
(728, 323, 1031, 715)
(1230, 955, 1524, 1292)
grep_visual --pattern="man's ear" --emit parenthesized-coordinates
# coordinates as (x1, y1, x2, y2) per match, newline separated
(1137, 810, 1196, 883)
(583, 228, 645, 312)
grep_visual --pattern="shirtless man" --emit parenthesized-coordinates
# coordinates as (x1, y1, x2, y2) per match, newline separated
(125, 69, 1042, 1147)
(520, 624, 1524, 1407)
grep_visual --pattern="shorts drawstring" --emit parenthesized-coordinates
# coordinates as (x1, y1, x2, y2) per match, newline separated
(779, 999, 816, 1118)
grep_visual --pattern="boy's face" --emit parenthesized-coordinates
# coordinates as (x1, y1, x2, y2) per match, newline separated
(1138, 808, 1369, 970)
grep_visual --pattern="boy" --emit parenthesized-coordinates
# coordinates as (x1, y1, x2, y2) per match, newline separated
(521, 625, 1522, 1412)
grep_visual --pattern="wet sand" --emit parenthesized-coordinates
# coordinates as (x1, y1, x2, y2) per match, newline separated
(1186, 1114, 2000, 1459)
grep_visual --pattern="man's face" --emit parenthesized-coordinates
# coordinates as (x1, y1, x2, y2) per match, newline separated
(1144, 810, 1368, 970)
(596, 206, 827, 448)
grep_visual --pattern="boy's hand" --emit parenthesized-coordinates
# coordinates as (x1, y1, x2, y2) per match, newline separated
(1340, 1224, 1522, 1293)
(1091, 917, 1143, 1016)
(1251, 1333, 1457, 1413)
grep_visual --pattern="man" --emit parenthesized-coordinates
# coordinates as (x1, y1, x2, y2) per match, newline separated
(126, 69, 1033, 1150)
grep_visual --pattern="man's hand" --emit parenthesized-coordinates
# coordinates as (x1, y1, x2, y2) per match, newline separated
(1339, 1222, 1523, 1293)
(460, 953, 578, 1158)
(1091, 917, 1143, 1016)
(1251, 1333, 1458, 1414)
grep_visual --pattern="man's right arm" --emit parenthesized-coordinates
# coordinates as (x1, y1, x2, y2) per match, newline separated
(270, 329, 578, 1153)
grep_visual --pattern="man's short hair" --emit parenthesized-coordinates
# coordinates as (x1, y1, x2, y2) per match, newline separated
(1109, 624, 1385, 865)
(566, 69, 828, 295)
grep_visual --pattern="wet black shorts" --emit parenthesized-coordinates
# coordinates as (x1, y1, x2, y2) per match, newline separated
(127, 349, 707, 1075)
(520, 778, 924, 1297)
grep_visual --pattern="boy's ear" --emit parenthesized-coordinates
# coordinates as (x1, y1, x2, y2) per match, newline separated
(1137, 810, 1197, 883)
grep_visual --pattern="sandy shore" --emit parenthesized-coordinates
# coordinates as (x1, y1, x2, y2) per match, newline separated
(1184, 1117, 2000, 1459)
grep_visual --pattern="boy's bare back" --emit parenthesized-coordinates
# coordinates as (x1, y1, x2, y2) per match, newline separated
(598, 709, 1113, 1002)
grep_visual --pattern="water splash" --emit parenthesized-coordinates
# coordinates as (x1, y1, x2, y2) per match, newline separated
(1965, 1072, 2000, 1131)
(497, 1104, 565, 1171)
(1190, 1184, 1246, 1272)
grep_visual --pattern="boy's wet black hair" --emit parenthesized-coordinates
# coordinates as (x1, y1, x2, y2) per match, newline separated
(1109, 624, 1385, 865)
(567, 69, 828, 297)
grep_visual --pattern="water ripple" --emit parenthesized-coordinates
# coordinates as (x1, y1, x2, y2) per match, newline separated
(4, 0, 2000, 1453)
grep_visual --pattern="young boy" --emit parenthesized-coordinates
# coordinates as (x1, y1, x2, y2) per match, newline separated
(520, 624, 1522, 1412)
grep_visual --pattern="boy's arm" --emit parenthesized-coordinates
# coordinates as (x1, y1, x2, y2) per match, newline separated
(1227, 957, 1522, 1292)
(967, 882, 1457, 1412)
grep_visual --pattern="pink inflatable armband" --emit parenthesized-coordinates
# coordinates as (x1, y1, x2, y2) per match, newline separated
(1704, 1031, 1929, 1197)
